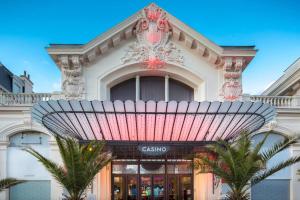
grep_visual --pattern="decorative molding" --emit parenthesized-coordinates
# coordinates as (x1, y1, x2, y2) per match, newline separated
(220, 57, 244, 101)
(0, 121, 51, 142)
(59, 55, 85, 99)
(262, 58, 300, 95)
(121, 4, 184, 69)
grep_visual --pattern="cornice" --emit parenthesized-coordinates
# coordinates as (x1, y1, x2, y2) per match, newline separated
(0, 106, 32, 111)
(262, 58, 300, 95)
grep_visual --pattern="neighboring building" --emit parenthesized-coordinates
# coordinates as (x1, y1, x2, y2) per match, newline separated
(0, 62, 33, 94)
(0, 3, 299, 200)
(0, 63, 13, 93)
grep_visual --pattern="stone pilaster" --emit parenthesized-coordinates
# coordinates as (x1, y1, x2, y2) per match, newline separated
(49, 139, 63, 200)
(290, 142, 300, 200)
(0, 140, 9, 200)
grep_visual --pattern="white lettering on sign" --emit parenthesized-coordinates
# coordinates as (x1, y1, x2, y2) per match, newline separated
(138, 145, 170, 156)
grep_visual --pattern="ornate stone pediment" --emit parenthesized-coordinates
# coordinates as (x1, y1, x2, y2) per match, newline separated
(121, 4, 184, 69)
(48, 3, 255, 71)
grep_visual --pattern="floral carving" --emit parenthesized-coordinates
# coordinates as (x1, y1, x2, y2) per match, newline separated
(121, 3, 184, 69)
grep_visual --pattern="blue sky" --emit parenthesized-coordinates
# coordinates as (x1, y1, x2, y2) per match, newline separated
(0, 0, 299, 94)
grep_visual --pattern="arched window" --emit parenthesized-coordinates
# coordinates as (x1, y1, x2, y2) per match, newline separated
(140, 76, 165, 101)
(110, 76, 194, 101)
(110, 78, 136, 101)
(8, 132, 51, 200)
(9, 131, 49, 147)
(169, 78, 194, 101)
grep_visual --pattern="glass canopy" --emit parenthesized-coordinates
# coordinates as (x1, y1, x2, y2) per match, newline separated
(32, 100, 275, 142)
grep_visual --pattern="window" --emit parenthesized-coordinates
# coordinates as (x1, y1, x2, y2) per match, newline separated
(10, 181, 50, 200)
(112, 164, 138, 174)
(111, 78, 136, 101)
(110, 76, 194, 101)
(140, 163, 165, 174)
(167, 163, 192, 174)
(140, 76, 165, 101)
(169, 78, 193, 101)
(9, 132, 49, 147)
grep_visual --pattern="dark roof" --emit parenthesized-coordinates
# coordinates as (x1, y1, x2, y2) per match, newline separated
(0, 62, 14, 76)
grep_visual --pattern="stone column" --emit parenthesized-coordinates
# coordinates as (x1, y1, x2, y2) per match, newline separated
(0, 140, 9, 200)
(194, 158, 216, 200)
(96, 163, 111, 200)
(49, 138, 63, 200)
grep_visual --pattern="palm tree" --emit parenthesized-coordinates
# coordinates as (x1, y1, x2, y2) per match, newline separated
(0, 178, 24, 192)
(195, 132, 300, 200)
(25, 136, 112, 200)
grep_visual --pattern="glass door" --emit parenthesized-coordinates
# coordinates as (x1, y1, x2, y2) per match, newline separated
(140, 176, 152, 200)
(127, 176, 138, 200)
(167, 176, 178, 200)
(112, 160, 193, 200)
(153, 175, 164, 200)
(113, 176, 125, 200)
(179, 176, 192, 200)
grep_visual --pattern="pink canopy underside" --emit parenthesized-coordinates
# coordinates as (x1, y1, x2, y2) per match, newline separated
(32, 100, 275, 142)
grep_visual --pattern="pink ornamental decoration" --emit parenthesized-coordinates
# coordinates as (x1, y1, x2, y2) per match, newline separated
(121, 4, 184, 70)
(222, 81, 242, 101)
(145, 56, 165, 70)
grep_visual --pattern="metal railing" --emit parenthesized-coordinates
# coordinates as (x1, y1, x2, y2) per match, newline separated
(1, 92, 300, 109)
(0, 93, 52, 105)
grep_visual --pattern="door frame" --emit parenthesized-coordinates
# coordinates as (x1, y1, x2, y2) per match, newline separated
(111, 159, 193, 200)
(112, 174, 140, 200)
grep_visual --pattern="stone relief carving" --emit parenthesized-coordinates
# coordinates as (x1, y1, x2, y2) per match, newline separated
(121, 3, 184, 69)
(60, 55, 85, 99)
(221, 58, 243, 101)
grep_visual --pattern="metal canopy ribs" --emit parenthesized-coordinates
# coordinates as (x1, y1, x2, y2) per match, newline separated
(32, 100, 276, 142)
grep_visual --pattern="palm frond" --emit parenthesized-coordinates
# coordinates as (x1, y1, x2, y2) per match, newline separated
(195, 131, 300, 200)
(251, 156, 300, 186)
(251, 132, 269, 157)
(24, 147, 67, 186)
(260, 136, 298, 162)
(25, 135, 112, 200)
(0, 178, 25, 191)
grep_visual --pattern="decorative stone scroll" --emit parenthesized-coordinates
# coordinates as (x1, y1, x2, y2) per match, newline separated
(221, 58, 243, 101)
(121, 3, 184, 69)
(59, 55, 85, 99)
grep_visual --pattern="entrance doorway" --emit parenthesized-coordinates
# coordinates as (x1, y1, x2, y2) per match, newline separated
(112, 160, 193, 200)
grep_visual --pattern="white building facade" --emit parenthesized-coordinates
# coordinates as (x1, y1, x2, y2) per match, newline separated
(0, 4, 300, 200)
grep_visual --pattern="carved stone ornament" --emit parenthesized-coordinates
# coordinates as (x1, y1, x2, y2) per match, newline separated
(221, 58, 243, 101)
(59, 56, 85, 99)
(221, 80, 242, 101)
(121, 4, 184, 69)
